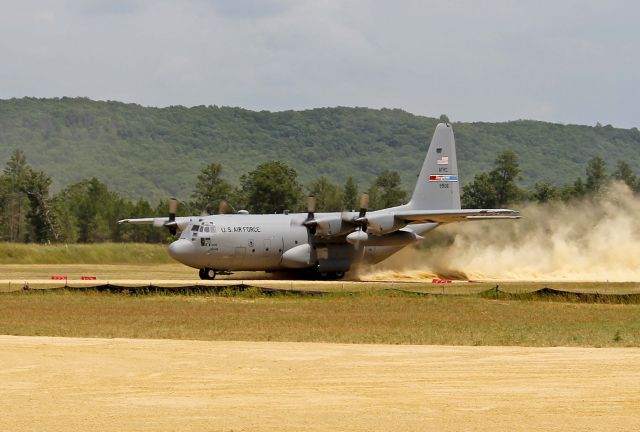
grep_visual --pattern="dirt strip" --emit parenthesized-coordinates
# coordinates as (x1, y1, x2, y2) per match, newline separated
(1, 336, 639, 431)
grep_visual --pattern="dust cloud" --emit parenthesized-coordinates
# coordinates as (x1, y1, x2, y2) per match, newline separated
(364, 182, 640, 282)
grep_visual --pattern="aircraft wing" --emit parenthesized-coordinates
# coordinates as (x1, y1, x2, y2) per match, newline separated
(117, 216, 193, 230)
(118, 217, 160, 225)
(392, 209, 520, 224)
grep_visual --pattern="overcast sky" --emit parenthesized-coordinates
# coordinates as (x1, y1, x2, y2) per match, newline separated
(1, 0, 638, 127)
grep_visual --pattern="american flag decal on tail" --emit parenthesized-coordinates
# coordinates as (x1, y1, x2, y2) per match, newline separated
(429, 174, 458, 182)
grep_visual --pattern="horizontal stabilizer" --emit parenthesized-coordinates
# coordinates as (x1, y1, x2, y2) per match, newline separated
(464, 215, 521, 220)
(393, 209, 520, 224)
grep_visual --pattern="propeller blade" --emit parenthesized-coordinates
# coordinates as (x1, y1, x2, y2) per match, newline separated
(307, 195, 316, 219)
(168, 198, 178, 235)
(359, 192, 369, 218)
(304, 195, 317, 235)
(218, 199, 230, 215)
(168, 198, 177, 220)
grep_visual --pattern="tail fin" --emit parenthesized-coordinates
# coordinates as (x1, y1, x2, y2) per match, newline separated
(406, 123, 461, 210)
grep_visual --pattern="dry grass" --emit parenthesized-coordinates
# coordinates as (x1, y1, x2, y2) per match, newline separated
(0, 243, 172, 264)
(1, 289, 639, 347)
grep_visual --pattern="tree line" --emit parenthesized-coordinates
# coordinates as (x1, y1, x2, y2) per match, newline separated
(461, 150, 639, 208)
(0, 150, 407, 244)
(1, 148, 637, 244)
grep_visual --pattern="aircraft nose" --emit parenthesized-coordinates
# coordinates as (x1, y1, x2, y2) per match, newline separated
(168, 239, 195, 263)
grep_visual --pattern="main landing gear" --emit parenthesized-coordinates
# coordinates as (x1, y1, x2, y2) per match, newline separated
(199, 268, 216, 280)
(316, 271, 346, 280)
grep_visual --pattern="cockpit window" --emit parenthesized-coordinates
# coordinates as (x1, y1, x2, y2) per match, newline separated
(204, 227, 210, 232)
(199, 226, 204, 232)
(191, 225, 200, 232)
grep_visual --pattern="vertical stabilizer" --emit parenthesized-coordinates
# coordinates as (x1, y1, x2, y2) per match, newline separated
(407, 123, 461, 210)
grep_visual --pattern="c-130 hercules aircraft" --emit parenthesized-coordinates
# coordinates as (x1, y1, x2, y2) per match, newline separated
(120, 123, 519, 280)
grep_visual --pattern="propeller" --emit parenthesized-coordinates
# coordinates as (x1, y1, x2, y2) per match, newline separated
(304, 195, 317, 235)
(218, 199, 231, 215)
(307, 195, 316, 220)
(347, 192, 370, 271)
(152, 198, 179, 234)
(358, 192, 369, 224)
(166, 197, 178, 235)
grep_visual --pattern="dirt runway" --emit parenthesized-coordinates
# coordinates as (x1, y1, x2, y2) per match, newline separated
(1, 336, 639, 431)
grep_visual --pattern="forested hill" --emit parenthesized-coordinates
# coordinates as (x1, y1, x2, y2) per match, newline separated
(1, 97, 639, 201)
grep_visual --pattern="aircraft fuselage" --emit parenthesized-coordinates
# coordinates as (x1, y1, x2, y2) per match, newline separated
(168, 212, 436, 273)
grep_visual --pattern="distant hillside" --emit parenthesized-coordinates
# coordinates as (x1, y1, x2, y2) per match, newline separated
(1, 97, 639, 201)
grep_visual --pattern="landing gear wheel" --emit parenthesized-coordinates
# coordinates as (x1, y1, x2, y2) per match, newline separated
(316, 270, 346, 280)
(199, 268, 216, 280)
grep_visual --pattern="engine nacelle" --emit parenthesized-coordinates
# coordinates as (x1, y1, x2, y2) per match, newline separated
(360, 229, 423, 246)
(313, 215, 353, 237)
(346, 230, 368, 244)
(365, 213, 404, 236)
(281, 243, 313, 268)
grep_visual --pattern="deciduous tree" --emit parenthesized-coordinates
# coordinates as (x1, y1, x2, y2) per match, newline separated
(342, 177, 358, 211)
(370, 170, 407, 209)
(307, 176, 343, 211)
(490, 150, 523, 206)
(612, 160, 637, 191)
(585, 156, 607, 192)
(240, 161, 303, 214)
(191, 163, 233, 214)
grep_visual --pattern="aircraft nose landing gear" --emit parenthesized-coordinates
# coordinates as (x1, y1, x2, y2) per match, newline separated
(199, 268, 216, 280)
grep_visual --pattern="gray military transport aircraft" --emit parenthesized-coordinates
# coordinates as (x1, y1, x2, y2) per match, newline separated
(119, 123, 519, 280)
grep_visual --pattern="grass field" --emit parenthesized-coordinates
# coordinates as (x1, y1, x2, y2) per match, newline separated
(0, 242, 172, 264)
(2, 248, 639, 348)
(1, 289, 639, 347)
